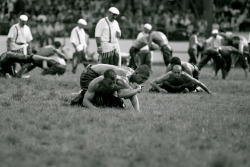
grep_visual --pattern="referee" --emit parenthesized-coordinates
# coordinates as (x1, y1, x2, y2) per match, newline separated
(95, 7, 121, 66)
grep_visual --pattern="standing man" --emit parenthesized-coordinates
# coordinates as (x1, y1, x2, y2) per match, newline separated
(188, 30, 202, 65)
(146, 29, 172, 68)
(95, 7, 122, 66)
(7, 14, 33, 55)
(70, 19, 88, 74)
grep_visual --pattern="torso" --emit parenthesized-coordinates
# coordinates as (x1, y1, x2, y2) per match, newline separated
(150, 31, 168, 47)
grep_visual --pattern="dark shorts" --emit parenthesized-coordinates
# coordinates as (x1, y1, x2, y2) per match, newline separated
(0, 52, 33, 76)
(161, 44, 173, 66)
(70, 89, 125, 109)
(42, 63, 66, 75)
(92, 93, 125, 108)
(80, 65, 99, 91)
(238, 53, 249, 69)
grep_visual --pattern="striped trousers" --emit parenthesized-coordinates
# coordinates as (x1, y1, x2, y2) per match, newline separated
(99, 49, 119, 66)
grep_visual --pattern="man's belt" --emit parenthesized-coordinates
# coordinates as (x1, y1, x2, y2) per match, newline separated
(15, 42, 26, 45)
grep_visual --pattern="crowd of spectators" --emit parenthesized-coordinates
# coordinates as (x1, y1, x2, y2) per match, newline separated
(0, 0, 250, 42)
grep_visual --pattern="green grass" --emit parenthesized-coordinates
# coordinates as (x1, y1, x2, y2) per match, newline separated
(0, 64, 250, 167)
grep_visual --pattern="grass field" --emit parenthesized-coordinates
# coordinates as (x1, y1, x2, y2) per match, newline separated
(0, 63, 250, 167)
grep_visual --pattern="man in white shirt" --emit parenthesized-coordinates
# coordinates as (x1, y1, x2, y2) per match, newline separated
(197, 29, 224, 71)
(7, 14, 33, 55)
(95, 7, 121, 66)
(70, 19, 88, 74)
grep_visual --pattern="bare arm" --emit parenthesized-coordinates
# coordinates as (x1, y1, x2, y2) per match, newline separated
(190, 77, 211, 94)
(116, 78, 142, 112)
(54, 48, 66, 59)
(27, 42, 32, 54)
(7, 38, 11, 51)
(96, 37, 102, 54)
(130, 95, 140, 112)
(117, 88, 141, 112)
(82, 81, 98, 109)
(150, 73, 170, 93)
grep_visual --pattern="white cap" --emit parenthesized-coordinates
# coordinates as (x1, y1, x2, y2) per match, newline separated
(212, 29, 218, 34)
(109, 7, 120, 15)
(144, 23, 152, 30)
(19, 15, 28, 21)
(78, 19, 87, 25)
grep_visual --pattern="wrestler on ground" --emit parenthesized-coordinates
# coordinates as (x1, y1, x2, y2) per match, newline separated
(166, 57, 200, 80)
(70, 64, 150, 112)
(149, 65, 213, 94)
(146, 29, 172, 67)
(82, 69, 145, 110)
(0, 51, 56, 78)
(18, 41, 67, 76)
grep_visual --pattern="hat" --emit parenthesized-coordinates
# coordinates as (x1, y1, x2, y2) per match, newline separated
(109, 7, 120, 15)
(78, 19, 87, 25)
(144, 23, 152, 30)
(212, 29, 218, 34)
(19, 15, 28, 21)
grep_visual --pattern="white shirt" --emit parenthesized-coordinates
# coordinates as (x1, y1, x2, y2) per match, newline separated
(95, 17, 121, 43)
(205, 35, 222, 50)
(7, 23, 33, 44)
(70, 26, 87, 51)
(137, 31, 149, 51)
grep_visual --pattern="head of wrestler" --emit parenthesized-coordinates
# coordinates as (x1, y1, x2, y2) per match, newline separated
(130, 65, 150, 84)
(77, 19, 87, 29)
(53, 41, 61, 49)
(19, 15, 28, 27)
(170, 57, 181, 70)
(232, 36, 240, 46)
(108, 7, 119, 22)
(99, 69, 117, 89)
(172, 65, 182, 79)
